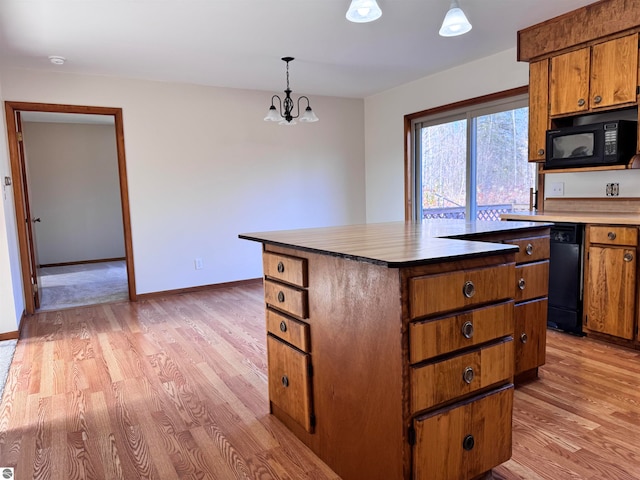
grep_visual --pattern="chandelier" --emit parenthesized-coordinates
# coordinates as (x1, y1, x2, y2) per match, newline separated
(264, 57, 319, 125)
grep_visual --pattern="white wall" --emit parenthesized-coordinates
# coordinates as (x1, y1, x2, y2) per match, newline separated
(364, 48, 530, 223)
(0, 68, 365, 297)
(0, 69, 25, 333)
(22, 122, 125, 265)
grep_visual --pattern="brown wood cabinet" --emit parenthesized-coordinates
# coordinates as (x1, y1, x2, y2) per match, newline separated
(583, 225, 638, 340)
(550, 34, 638, 117)
(528, 59, 550, 162)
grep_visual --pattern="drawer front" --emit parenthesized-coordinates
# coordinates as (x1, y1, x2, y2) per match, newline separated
(264, 279, 309, 319)
(589, 225, 638, 246)
(263, 252, 308, 287)
(514, 261, 549, 302)
(267, 335, 313, 432)
(413, 385, 513, 480)
(410, 339, 513, 414)
(409, 302, 514, 363)
(410, 263, 515, 319)
(514, 298, 547, 375)
(504, 236, 549, 264)
(266, 309, 310, 353)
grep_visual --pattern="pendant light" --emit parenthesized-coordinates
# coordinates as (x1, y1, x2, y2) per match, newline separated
(346, 0, 382, 23)
(439, 0, 472, 37)
(264, 57, 319, 125)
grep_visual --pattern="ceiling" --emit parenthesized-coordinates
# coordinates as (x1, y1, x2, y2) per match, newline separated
(0, 0, 598, 99)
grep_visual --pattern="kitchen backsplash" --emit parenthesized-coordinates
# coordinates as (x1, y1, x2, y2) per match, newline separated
(544, 168, 640, 199)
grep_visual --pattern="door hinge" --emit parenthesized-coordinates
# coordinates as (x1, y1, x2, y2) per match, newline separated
(310, 414, 316, 428)
(585, 315, 588, 325)
(408, 426, 416, 446)
(16, 132, 23, 142)
(307, 363, 313, 377)
(637, 86, 639, 96)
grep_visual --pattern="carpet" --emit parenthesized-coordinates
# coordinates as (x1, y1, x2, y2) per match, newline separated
(0, 339, 17, 400)
(39, 260, 129, 310)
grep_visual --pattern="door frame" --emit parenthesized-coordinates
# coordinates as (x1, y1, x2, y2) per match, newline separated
(4, 101, 137, 314)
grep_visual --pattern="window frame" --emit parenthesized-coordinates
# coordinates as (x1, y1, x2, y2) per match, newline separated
(403, 86, 538, 221)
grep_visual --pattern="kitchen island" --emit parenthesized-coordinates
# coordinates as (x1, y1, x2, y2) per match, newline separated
(239, 220, 550, 480)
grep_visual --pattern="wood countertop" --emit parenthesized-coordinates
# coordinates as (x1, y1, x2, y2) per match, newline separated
(501, 211, 640, 225)
(240, 220, 550, 268)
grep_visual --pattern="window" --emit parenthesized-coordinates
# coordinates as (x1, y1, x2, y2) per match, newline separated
(411, 93, 536, 221)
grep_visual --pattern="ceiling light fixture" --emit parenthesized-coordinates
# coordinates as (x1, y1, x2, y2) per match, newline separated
(439, 0, 472, 37)
(264, 57, 319, 125)
(48, 55, 66, 65)
(346, 0, 382, 23)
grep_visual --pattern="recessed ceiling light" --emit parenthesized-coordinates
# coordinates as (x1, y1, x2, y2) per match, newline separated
(48, 55, 66, 65)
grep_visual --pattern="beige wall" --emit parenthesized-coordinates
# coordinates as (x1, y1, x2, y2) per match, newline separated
(22, 121, 125, 265)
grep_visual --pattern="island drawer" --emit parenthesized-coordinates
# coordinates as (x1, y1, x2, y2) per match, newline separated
(412, 384, 513, 480)
(264, 279, 309, 319)
(410, 338, 513, 414)
(409, 263, 514, 319)
(588, 225, 638, 246)
(409, 301, 513, 363)
(263, 252, 308, 287)
(503, 235, 550, 264)
(267, 335, 314, 433)
(515, 298, 548, 374)
(514, 261, 549, 302)
(266, 308, 310, 353)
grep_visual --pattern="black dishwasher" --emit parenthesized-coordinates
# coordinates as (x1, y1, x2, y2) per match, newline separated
(547, 223, 584, 335)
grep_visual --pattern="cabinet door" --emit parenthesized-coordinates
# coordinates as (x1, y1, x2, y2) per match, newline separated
(585, 246, 636, 340)
(528, 59, 549, 162)
(550, 47, 590, 116)
(514, 298, 547, 375)
(591, 34, 638, 110)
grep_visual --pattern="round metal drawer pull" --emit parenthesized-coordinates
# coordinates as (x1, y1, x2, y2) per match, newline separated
(608, 232, 617, 240)
(537, 148, 545, 156)
(277, 291, 285, 302)
(624, 253, 634, 262)
(463, 367, 475, 384)
(594, 95, 602, 104)
(462, 435, 475, 451)
(525, 243, 534, 255)
(520, 332, 528, 344)
(281, 376, 289, 388)
(462, 281, 476, 298)
(279, 321, 287, 332)
(461, 321, 474, 339)
(577, 98, 585, 107)
(277, 261, 285, 273)
(518, 278, 526, 290)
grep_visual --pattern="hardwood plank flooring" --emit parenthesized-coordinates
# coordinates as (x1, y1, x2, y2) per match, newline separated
(1, 283, 639, 479)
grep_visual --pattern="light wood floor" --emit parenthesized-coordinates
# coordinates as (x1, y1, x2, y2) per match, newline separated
(0, 282, 639, 480)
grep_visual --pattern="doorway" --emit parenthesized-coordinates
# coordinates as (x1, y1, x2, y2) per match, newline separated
(4, 102, 136, 314)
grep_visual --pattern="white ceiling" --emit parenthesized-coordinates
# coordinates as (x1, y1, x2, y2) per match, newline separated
(0, 0, 598, 99)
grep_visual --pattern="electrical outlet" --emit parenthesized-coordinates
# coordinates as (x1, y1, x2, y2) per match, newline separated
(606, 183, 620, 197)
(194, 258, 204, 270)
(549, 182, 564, 196)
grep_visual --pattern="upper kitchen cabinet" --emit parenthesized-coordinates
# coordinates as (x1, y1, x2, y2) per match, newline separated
(528, 59, 549, 162)
(550, 34, 638, 117)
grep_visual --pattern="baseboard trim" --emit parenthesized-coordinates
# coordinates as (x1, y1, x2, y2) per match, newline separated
(136, 278, 263, 300)
(39, 257, 126, 268)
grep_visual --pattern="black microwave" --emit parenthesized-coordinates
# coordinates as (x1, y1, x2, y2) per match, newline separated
(545, 120, 637, 169)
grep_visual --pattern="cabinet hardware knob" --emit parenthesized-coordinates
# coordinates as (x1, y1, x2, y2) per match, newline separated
(277, 261, 285, 273)
(518, 278, 526, 290)
(577, 98, 585, 107)
(277, 291, 285, 302)
(608, 232, 617, 240)
(281, 376, 289, 387)
(520, 332, 528, 344)
(461, 321, 474, 339)
(537, 148, 545, 156)
(462, 435, 475, 451)
(525, 243, 534, 255)
(462, 281, 475, 298)
(594, 95, 602, 104)
(624, 253, 634, 262)
(463, 366, 475, 384)
(279, 321, 287, 332)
